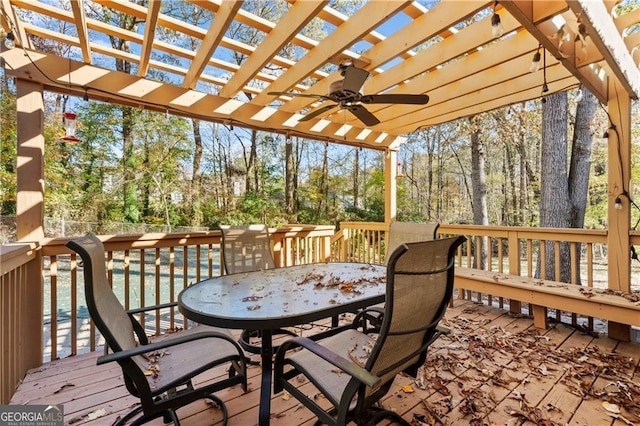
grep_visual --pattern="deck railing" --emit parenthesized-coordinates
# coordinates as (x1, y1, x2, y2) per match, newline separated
(334, 222, 616, 284)
(38, 225, 336, 362)
(0, 242, 42, 405)
(2, 222, 639, 404)
(333, 222, 640, 332)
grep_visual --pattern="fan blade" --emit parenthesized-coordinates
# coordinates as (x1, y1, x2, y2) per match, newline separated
(341, 66, 370, 94)
(348, 104, 380, 126)
(299, 104, 338, 122)
(361, 94, 429, 105)
(268, 91, 327, 100)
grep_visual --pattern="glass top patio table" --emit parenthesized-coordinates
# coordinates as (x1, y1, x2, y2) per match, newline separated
(178, 262, 386, 426)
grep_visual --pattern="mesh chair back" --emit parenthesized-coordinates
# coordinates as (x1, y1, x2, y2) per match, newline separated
(66, 234, 145, 369)
(384, 221, 439, 265)
(220, 224, 276, 274)
(365, 236, 464, 396)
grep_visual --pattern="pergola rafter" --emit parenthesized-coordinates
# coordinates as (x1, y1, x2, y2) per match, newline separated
(0, 0, 637, 149)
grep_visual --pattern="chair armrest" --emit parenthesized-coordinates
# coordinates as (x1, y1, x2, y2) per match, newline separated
(351, 305, 385, 332)
(275, 336, 380, 388)
(96, 329, 239, 365)
(126, 301, 178, 315)
(126, 302, 180, 344)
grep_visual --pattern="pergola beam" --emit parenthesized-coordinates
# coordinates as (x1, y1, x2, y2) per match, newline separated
(500, 0, 610, 104)
(70, 0, 91, 64)
(568, 0, 640, 99)
(182, 0, 243, 89)
(218, 0, 327, 99)
(137, 0, 161, 77)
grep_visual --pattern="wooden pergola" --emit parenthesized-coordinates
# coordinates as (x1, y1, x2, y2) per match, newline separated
(1, 0, 638, 283)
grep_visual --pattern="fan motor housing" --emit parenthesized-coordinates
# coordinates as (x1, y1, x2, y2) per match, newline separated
(329, 79, 362, 99)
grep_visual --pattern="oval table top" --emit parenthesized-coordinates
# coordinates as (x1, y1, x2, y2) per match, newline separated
(178, 262, 386, 329)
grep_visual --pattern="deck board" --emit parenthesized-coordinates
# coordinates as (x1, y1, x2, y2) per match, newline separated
(10, 300, 640, 426)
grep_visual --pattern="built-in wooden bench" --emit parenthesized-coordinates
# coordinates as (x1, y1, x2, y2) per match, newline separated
(454, 267, 640, 340)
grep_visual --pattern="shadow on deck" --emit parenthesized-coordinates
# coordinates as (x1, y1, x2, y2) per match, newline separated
(11, 300, 640, 425)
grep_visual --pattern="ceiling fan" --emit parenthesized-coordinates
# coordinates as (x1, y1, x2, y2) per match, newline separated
(268, 63, 429, 126)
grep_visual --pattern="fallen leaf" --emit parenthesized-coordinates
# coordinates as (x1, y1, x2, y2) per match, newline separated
(53, 383, 75, 394)
(602, 401, 620, 414)
(538, 363, 549, 376)
(87, 408, 106, 420)
(402, 384, 415, 393)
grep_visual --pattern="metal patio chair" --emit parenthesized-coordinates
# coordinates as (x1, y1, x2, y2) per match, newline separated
(66, 234, 247, 426)
(274, 236, 465, 426)
(355, 221, 441, 333)
(220, 224, 298, 354)
(219, 224, 276, 274)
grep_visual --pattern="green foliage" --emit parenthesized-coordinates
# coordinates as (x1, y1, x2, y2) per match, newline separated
(0, 74, 17, 214)
(2, 67, 638, 236)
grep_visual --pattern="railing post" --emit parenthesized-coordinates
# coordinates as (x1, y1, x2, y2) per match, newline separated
(25, 252, 44, 368)
(508, 230, 523, 315)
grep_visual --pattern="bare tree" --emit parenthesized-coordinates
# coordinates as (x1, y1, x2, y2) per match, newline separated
(539, 92, 571, 282)
(470, 117, 489, 268)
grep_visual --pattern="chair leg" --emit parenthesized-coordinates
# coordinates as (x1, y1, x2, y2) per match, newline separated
(366, 405, 411, 426)
(161, 409, 179, 425)
(114, 405, 143, 426)
(206, 395, 229, 426)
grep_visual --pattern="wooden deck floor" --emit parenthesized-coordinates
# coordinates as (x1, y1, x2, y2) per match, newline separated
(11, 299, 640, 426)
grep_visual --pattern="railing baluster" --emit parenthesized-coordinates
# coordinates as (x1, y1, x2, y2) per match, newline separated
(155, 247, 161, 334)
(50, 256, 57, 360)
(170, 246, 175, 329)
(71, 253, 77, 356)
(124, 250, 130, 311)
(139, 248, 145, 331)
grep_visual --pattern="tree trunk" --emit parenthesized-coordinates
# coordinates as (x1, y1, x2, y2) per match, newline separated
(539, 91, 571, 282)
(317, 143, 329, 219)
(470, 117, 488, 269)
(568, 87, 597, 284)
(122, 107, 140, 223)
(285, 135, 294, 217)
(191, 119, 203, 226)
(569, 87, 596, 229)
(353, 148, 360, 210)
(517, 121, 528, 225)
(427, 133, 434, 220)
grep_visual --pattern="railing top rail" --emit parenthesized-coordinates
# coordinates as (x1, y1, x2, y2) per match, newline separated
(40, 231, 224, 256)
(270, 224, 336, 238)
(438, 224, 608, 243)
(339, 221, 389, 231)
(0, 242, 38, 274)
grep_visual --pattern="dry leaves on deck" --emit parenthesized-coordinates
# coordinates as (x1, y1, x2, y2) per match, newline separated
(412, 307, 640, 425)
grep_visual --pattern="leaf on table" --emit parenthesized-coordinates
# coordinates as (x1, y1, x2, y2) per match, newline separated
(241, 295, 262, 302)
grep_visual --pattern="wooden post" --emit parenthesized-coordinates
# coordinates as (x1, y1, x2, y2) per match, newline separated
(16, 79, 45, 242)
(14, 79, 45, 374)
(607, 78, 632, 341)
